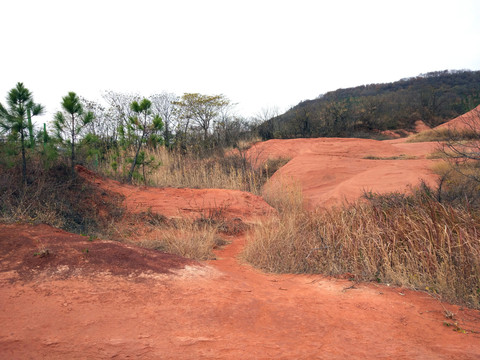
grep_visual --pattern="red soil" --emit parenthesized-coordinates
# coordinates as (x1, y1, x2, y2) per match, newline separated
(1, 224, 479, 359)
(2, 114, 480, 358)
(76, 165, 274, 224)
(248, 137, 439, 208)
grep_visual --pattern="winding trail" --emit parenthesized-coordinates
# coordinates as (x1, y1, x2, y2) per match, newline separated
(2, 224, 479, 359)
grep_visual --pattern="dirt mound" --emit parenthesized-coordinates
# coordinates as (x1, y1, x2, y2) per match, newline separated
(76, 166, 274, 224)
(371, 121, 428, 139)
(415, 119, 431, 132)
(248, 137, 439, 208)
(0, 223, 196, 281)
(435, 105, 480, 131)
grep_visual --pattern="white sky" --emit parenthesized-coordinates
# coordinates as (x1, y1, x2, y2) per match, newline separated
(1, 0, 479, 123)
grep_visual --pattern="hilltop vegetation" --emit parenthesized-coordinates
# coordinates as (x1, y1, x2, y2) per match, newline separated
(258, 69, 480, 139)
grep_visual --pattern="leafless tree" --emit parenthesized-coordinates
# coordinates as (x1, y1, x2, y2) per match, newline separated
(440, 106, 480, 183)
(150, 92, 178, 147)
(102, 90, 140, 144)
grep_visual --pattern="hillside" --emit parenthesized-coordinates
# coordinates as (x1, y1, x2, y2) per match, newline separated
(258, 69, 480, 139)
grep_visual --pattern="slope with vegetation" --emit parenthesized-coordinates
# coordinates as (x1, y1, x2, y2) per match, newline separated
(258, 69, 480, 139)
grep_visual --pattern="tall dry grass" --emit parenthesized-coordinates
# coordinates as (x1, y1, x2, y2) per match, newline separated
(107, 210, 246, 261)
(243, 184, 480, 308)
(122, 218, 223, 261)
(97, 146, 289, 195)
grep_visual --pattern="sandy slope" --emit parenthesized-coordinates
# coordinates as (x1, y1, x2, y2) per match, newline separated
(248, 137, 438, 208)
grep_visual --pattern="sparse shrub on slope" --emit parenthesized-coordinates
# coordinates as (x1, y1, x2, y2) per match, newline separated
(0, 161, 124, 236)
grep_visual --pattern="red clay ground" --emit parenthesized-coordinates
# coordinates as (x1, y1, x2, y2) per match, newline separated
(2, 109, 480, 358)
(248, 137, 439, 208)
(1, 224, 479, 359)
(77, 165, 274, 224)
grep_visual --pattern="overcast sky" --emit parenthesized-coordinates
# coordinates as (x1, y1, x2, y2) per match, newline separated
(1, 0, 479, 123)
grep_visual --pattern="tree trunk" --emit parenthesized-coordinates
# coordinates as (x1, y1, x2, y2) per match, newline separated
(127, 130, 146, 184)
(20, 130, 27, 184)
(27, 108, 34, 148)
(71, 117, 75, 178)
(164, 122, 170, 148)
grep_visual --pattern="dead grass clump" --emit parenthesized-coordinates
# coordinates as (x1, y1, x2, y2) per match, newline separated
(110, 214, 229, 261)
(146, 220, 223, 261)
(363, 154, 416, 160)
(261, 158, 291, 178)
(433, 161, 480, 208)
(407, 128, 478, 143)
(243, 185, 480, 308)
(261, 178, 304, 213)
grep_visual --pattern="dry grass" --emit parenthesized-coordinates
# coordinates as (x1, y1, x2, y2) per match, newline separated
(107, 210, 245, 261)
(1, 147, 259, 262)
(363, 154, 417, 160)
(407, 128, 479, 143)
(0, 162, 124, 235)
(135, 219, 224, 261)
(243, 184, 480, 308)
(97, 146, 288, 195)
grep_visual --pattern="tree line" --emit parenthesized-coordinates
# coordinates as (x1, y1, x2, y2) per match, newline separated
(258, 69, 480, 139)
(0, 83, 259, 184)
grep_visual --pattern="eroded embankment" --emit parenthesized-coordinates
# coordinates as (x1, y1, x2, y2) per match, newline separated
(77, 165, 274, 224)
(247, 136, 439, 208)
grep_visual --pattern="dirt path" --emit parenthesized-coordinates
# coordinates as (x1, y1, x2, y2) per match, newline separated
(1, 225, 479, 359)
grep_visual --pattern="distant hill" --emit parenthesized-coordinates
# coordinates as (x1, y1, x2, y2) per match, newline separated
(258, 70, 480, 140)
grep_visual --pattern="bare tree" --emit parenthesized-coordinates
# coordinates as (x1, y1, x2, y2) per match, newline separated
(253, 106, 280, 140)
(102, 90, 140, 145)
(150, 92, 178, 147)
(441, 106, 480, 183)
(253, 106, 280, 124)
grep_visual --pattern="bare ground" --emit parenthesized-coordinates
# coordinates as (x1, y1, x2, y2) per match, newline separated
(1, 223, 479, 359)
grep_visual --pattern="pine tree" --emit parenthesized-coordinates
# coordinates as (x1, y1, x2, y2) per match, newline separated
(0, 83, 44, 183)
(54, 92, 94, 178)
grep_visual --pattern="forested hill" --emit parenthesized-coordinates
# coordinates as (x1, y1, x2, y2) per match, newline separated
(258, 70, 480, 139)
